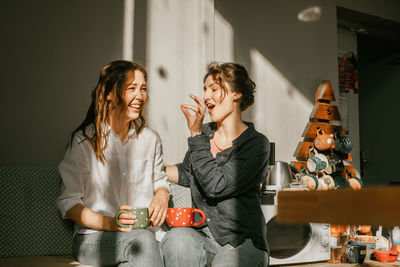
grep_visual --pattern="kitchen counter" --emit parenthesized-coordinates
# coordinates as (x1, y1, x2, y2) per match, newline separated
(1, 256, 399, 266)
(276, 186, 400, 226)
(284, 259, 400, 266)
(274, 186, 400, 266)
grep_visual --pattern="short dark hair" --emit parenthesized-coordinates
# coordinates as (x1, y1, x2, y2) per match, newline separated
(203, 62, 256, 111)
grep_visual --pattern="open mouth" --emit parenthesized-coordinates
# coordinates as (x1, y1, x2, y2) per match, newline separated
(129, 103, 142, 111)
(206, 103, 215, 112)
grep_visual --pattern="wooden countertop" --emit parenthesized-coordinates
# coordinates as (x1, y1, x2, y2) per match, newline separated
(276, 186, 400, 226)
(285, 259, 400, 266)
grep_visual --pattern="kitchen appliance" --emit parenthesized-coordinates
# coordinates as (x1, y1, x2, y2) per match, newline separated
(265, 161, 293, 189)
(260, 142, 330, 265)
(260, 202, 331, 265)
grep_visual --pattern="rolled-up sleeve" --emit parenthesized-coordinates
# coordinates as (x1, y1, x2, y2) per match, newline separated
(56, 140, 89, 218)
(153, 135, 170, 192)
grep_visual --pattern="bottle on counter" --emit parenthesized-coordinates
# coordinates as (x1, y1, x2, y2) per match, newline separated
(391, 226, 400, 260)
(375, 226, 389, 251)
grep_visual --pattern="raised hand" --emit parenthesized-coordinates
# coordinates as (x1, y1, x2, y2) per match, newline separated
(180, 94, 206, 137)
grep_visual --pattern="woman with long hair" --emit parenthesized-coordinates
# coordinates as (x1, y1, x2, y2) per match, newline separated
(57, 60, 168, 266)
(161, 62, 270, 267)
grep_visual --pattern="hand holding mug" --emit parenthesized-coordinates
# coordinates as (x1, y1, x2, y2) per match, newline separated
(181, 94, 206, 137)
(115, 206, 149, 230)
(149, 187, 169, 226)
(113, 205, 136, 231)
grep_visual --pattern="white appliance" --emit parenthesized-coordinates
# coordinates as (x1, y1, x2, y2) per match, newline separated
(260, 189, 330, 265)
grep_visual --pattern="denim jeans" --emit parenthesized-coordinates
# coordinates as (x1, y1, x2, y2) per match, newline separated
(72, 230, 163, 267)
(160, 227, 269, 267)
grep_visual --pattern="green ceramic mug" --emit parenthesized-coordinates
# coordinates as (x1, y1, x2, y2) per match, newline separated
(307, 148, 328, 172)
(115, 207, 149, 229)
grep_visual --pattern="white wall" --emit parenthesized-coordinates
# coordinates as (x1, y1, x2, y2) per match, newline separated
(2, 0, 398, 170)
(145, 0, 215, 165)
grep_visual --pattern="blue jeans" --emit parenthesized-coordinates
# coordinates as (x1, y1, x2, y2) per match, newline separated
(160, 227, 269, 267)
(72, 230, 163, 267)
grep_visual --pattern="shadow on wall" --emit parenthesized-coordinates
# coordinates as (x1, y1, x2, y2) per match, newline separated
(134, 0, 147, 66)
(215, 0, 338, 103)
(0, 0, 124, 167)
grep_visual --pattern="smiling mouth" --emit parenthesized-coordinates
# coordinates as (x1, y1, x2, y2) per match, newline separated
(129, 104, 142, 111)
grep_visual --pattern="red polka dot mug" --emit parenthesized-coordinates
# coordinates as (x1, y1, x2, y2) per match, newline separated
(166, 207, 206, 227)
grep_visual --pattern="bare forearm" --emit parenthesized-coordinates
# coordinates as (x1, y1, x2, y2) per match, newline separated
(165, 165, 179, 183)
(154, 186, 170, 195)
(65, 204, 115, 231)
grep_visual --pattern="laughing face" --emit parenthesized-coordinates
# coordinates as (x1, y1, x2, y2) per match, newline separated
(123, 70, 147, 121)
(203, 75, 238, 123)
(107, 70, 148, 123)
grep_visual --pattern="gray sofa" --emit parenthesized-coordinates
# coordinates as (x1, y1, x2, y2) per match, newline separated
(0, 167, 191, 266)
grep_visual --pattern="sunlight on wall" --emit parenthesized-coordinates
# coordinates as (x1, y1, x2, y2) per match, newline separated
(297, 6, 322, 22)
(146, 0, 215, 164)
(214, 9, 234, 62)
(250, 48, 313, 164)
(123, 0, 134, 60)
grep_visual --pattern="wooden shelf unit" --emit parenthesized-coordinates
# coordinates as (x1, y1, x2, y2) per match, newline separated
(292, 80, 356, 178)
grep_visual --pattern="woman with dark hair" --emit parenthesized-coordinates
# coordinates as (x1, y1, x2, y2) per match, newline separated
(56, 60, 168, 267)
(161, 62, 270, 267)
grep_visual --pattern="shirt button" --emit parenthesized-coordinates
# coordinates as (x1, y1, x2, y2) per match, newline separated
(203, 198, 206, 202)
(122, 172, 126, 176)
(207, 218, 211, 222)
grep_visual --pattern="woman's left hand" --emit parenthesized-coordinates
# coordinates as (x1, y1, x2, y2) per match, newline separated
(149, 186, 170, 226)
(181, 94, 206, 137)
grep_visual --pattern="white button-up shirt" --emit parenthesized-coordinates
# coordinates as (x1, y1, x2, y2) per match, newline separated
(56, 124, 169, 239)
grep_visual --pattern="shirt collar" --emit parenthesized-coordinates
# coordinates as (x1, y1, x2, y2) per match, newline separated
(202, 121, 256, 145)
(104, 122, 137, 141)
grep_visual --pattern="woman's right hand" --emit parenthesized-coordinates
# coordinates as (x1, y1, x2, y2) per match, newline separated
(181, 94, 206, 137)
(112, 205, 137, 232)
(66, 204, 136, 232)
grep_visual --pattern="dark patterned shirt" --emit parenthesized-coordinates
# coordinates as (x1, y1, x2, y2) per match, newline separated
(177, 122, 270, 251)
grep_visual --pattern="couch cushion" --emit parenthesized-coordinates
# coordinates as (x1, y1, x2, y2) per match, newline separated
(169, 183, 192, 208)
(0, 167, 192, 259)
(0, 255, 93, 267)
(0, 167, 74, 258)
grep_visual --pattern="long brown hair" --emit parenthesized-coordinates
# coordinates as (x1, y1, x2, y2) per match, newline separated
(70, 60, 147, 163)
